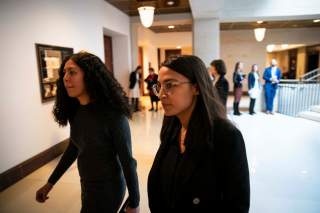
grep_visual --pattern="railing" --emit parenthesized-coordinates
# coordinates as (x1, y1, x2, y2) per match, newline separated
(300, 68, 320, 81)
(278, 80, 320, 116)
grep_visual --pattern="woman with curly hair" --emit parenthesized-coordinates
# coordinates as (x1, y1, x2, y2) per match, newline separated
(35, 52, 140, 213)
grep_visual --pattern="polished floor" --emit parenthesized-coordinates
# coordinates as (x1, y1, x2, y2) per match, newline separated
(1, 96, 320, 213)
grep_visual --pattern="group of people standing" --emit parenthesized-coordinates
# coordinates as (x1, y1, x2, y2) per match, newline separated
(209, 59, 282, 115)
(129, 66, 159, 112)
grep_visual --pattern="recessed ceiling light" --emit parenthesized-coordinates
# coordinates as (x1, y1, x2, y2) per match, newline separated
(281, 44, 289, 49)
(177, 46, 181, 49)
(168, 25, 175, 29)
(266, 44, 275, 52)
(257, 20, 263, 24)
(313, 19, 320, 23)
(166, 1, 175, 6)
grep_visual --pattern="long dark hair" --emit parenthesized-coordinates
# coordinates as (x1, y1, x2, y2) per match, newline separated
(53, 52, 131, 126)
(234, 61, 243, 73)
(160, 55, 228, 150)
(210, 59, 227, 76)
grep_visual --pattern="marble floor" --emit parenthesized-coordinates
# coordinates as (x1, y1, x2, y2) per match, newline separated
(1, 96, 320, 213)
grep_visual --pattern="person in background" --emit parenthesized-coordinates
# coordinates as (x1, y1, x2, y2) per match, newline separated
(233, 61, 246, 115)
(148, 55, 250, 212)
(209, 59, 229, 109)
(263, 59, 282, 114)
(145, 67, 160, 112)
(248, 64, 261, 115)
(36, 52, 140, 213)
(129, 66, 142, 112)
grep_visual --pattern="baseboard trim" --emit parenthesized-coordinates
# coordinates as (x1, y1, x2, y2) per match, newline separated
(0, 139, 69, 192)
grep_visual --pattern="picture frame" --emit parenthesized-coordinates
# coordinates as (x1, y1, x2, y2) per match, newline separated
(35, 43, 73, 102)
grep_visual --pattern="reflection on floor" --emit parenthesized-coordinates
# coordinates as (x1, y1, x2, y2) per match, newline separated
(1, 96, 320, 213)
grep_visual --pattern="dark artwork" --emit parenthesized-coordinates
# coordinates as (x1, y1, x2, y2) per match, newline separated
(35, 44, 73, 102)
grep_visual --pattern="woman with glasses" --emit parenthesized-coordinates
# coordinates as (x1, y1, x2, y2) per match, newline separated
(148, 55, 250, 212)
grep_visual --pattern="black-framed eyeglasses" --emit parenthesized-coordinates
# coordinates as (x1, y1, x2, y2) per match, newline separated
(152, 80, 192, 97)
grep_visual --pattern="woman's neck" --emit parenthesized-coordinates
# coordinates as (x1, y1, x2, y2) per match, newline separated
(78, 94, 91, 105)
(177, 97, 197, 129)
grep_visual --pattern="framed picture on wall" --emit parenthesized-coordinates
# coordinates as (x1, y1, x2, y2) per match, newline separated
(35, 43, 73, 102)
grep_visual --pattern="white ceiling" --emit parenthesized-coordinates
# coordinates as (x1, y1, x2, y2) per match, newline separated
(189, 0, 320, 21)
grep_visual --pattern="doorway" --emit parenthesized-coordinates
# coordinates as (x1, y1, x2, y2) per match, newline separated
(104, 35, 113, 74)
(165, 49, 182, 60)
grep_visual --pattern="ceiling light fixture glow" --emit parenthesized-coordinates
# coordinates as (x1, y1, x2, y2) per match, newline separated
(138, 6, 155, 28)
(254, 28, 266, 42)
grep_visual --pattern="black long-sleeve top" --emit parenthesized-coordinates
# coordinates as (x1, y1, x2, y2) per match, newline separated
(48, 103, 140, 208)
(215, 76, 229, 107)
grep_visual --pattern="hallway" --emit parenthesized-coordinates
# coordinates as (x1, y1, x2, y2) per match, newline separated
(1, 98, 320, 213)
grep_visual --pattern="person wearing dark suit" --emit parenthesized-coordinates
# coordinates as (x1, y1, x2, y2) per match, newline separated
(263, 59, 282, 114)
(129, 66, 142, 112)
(233, 62, 246, 115)
(209, 59, 229, 108)
(144, 67, 160, 111)
(248, 64, 261, 115)
(148, 55, 250, 212)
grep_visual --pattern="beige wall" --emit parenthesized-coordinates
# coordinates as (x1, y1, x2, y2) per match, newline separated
(267, 51, 289, 74)
(0, 0, 132, 173)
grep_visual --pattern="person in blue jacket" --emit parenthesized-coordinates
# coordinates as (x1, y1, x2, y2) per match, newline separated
(263, 59, 282, 114)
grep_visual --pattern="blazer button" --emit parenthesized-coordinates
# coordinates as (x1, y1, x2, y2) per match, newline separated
(193, 197, 200, 205)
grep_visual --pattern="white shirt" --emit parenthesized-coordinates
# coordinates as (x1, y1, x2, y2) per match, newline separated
(271, 66, 277, 79)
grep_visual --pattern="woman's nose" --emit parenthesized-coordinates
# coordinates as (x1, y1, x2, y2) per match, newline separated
(63, 73, 69, 82)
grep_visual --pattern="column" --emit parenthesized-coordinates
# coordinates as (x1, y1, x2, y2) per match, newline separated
(193, 18, 220, 66)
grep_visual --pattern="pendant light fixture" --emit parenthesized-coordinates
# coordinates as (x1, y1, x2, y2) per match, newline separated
(138, 6, 155, 28)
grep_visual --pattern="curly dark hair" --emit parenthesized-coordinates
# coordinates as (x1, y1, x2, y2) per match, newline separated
(53, 52, 131, 126)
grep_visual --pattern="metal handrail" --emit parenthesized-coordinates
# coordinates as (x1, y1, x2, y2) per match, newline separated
(305, 73, 320, 82)
(300, 68, 320, 80)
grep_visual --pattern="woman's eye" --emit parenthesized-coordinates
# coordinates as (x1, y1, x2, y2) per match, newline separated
(166, 83, 173, 89)
(69, 70, 76, 75)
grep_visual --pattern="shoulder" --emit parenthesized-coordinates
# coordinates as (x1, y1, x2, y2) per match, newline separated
(95, 105, 128, 125)
(212, 119, 244, 147)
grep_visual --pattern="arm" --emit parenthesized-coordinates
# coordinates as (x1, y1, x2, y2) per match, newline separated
(36, 140, 78, 203)
(111, 115, 140, 208)
(277, 68, 282, 80)
(263, 68, 269, 81)
(48, 140, 78, 185)
(222, 79, 229, 100)
(221, 127, 250, 212)
(248, 73, 253, 90)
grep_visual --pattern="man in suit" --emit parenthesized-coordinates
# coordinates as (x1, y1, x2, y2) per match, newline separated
(263, 59, 282, 114)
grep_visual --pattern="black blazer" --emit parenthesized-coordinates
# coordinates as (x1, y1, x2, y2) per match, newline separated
(233, 72, 245, 88)
(129, 71, 138, 89)
(148, 119, 250, 212)
(215, 76, 229, 107)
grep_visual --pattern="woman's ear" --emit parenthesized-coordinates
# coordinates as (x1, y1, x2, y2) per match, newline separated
(192, 84, 200, 95)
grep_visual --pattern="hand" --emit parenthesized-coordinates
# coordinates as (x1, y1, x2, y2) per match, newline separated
(36, 182, 53, 203)
(125, 206, 140, 213)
